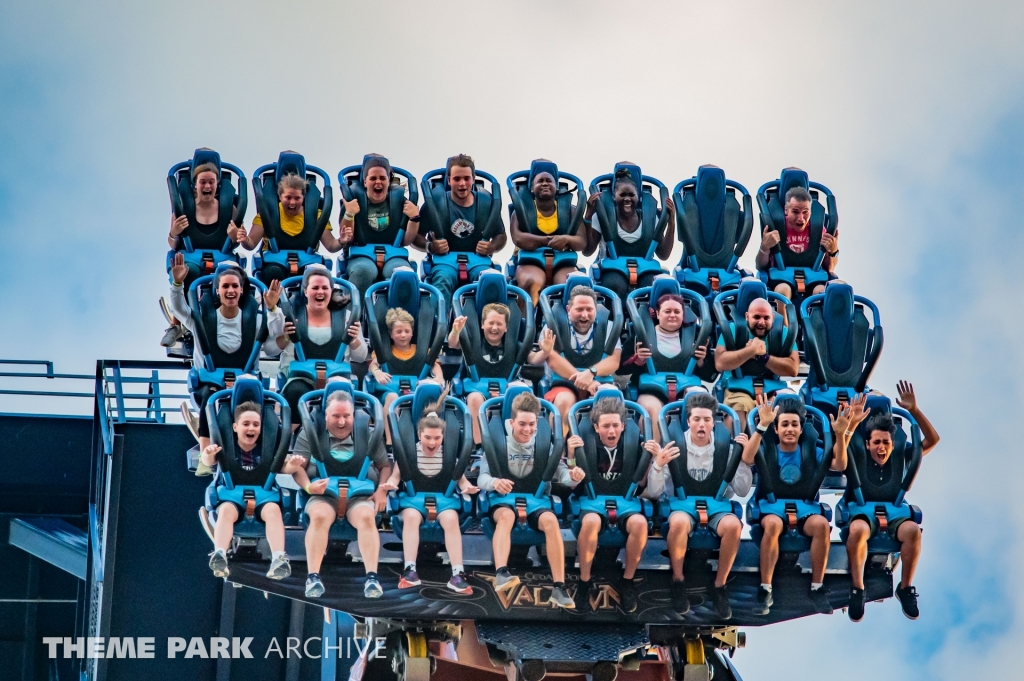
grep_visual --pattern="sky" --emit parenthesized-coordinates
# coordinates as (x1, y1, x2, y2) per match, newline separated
(2, 1, 1023, 678)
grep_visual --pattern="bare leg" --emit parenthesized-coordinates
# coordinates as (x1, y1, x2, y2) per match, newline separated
(401, 508, 423, 565)
(845, 519, 871, 589)
(491, 508, 515, 569)
(438, 509, 464, 567)
(759, 515, 783, 584)
(214, 503, 238, 551)
(348, 504, 380, 574)
(261, 503, 286, 554)
(715, 515, 743, 588)
(467, 392, 485, 444)
(552, 266, 576, 285)
(896, 521, 922, 588)
(622, 514, 649, 579)
(666, 513, 692, 581)
(576, 514, 602, 581)
(305, 503, 337, 574)
(538, 511, 565, 583)
(515, 264, 546, 307)
(551, 391, 577, 438)
(811, 284, 826, 295)
(773, 283, 793, 323)
(637, 394, 665, 442)
(803, 515, 832, 584)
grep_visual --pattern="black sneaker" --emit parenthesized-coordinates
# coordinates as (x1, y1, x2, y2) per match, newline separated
(810, 586, 833, 614)
(848, 587, 865, 622)
(712, 585, 732, 620)
(447, 572, 472, 594)
(399, 566, 421, 589)
(619, 578, 638, 614)
(574, 580, 593, 612)
(670, 580, 690, 614)
(754, 586, 773, 615)
(895, 584, 919, 620)
(305, 574, 325, 598)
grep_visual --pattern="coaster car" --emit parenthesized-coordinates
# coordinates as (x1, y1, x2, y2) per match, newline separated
(673, 165, 753, 298)
(251, 151, 332, 281)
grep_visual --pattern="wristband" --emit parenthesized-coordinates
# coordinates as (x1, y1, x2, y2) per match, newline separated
(756, 423, 769, 433)
(828, 249, 839, 257)
(303, 484, 311, 494)
(408, 215, 420, 223)
(343, 211, 355, 220)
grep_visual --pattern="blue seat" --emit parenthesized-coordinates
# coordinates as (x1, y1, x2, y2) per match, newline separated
(166, 148, 246, 283)
(419, 162, 503, 286)
(251, 151, 332, 282)
(278, 272, 362, 391)
(712, 279, 798, 399)
(296, 382, 385, 541)
(626, 277, 712, 402)
(745, 400, 834, 554)
(538, 274, 625, 393)
(451, 271, 535, 397)
(756, 168, 838, 300)
(364, 269, 447, 396)
(587, 163, 670, 289)
(567, 388, 655, 548)
(387, 383, 475, 541)
(336, 155, 418, 279)
(835, 396, 923, 554)
(506, 160, 585, 282)
(185, 265, 269, 395)
(799, 284, 883, 414)
(673, 165, 753, 298)
(204, 378, 291, 538)
(656, 395, 745, 550)
(477, 385, 565, 546)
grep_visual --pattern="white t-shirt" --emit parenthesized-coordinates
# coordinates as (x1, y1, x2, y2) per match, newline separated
(277, 323, 369, 373)
(596, 216, 644, 259)
(643, 430, 753, 500)
(536, 321, 622, 380)
(654, 328, 682, 358)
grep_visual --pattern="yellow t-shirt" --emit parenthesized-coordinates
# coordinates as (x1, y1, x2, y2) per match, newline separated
(253, 203, 331, 249)
(535, 202, 559, 235)
(392, 345, 417, 361)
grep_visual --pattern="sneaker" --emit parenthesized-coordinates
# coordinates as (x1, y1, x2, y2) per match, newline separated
(810, 586, 833, 615)
(670, 580, 690, 614)
(399, 566, 421, 589)
(754, 586, 773, 615)
(712, 585, 732, 620)
(364, 574, 383, 599)
(181, 403, 200, 443)
(895, 584, 919, 620)
(267, 554, 291, 580)
(550, 584, 575, 610)
(208, 550, 229, 578)
(848, 587, 865, 622)
(619, 578, 638, 614)
(161, 324, 184, 347)
(447, 572, 472, 594)
(574, 580, 593, 612)
(494, 567, 520, 594)
(305, 574, 325, 598)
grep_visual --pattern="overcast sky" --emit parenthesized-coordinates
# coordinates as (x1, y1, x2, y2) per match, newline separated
(2, 2, 1022, 678)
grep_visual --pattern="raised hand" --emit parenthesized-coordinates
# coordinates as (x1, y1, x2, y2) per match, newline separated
(847, 393, 871, 430)
(760, 226, 781, 250)
(264, 280, 282, 310)
(341, 197, 360, 218)
(896, 380, 917, 411)
(755, 394, 778, 429)
(644, 440, 681, 467)
(538, 327, 556, 355)
(450, 316, 468, 335)
(339, 222, 354, 244)
(171, 252, 189, 284)
(200, 443, 221, 466)
(830, 401, 855, 437)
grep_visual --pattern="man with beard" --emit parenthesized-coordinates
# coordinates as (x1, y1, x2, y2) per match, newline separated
(528, 286, 622, 435)
(714, 297, 799, 428)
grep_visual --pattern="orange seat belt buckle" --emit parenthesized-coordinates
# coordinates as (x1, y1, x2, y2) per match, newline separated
(224, 372, 236, 389)
(375, 246, 386, 276)
(544, 250, 555, 284)
(425, 496, 437, 523)
(709, 273, 720, 292)
(794, 271, 806, 294)
(335, 479, 350, 519)
(202, 252, 215, 274)
(784, 502, 798, 531)
(627, 260, 638, 286)
(488, 382, 501, 398)
(753, 378, 764, 399)
(875, 506, 888, 533)
(696, 499, 709, 529)
(287, 252, 299, 275)
(315, 362, 327, 389)
(515, 497, 528, 524)
(244, 496, 256, 520)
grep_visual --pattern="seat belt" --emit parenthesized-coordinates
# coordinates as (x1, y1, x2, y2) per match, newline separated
(627, 260, 638, 287)
(695, 498, 709, 529)
(544, 250, 555, 284)
(605, 499, 619, 526)
(202, 252, 215, 274)
(334, 478, 350, 519)
(515, 497, 528, 524)
(287, 252, 299, 276)
(784, 502, 798, 531)
(794, 271, 806, 295)
(874, 505, 888, 533)
(424, 496, 438, 523)
(666, 375, 678, 402)
(315, 362, 327, 389)
(457, 254, 469, 284)
(243, 488, 257, 520)
(375, 246, 386, 276)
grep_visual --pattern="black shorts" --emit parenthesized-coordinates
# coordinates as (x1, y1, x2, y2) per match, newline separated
(489, 505, 553, 532)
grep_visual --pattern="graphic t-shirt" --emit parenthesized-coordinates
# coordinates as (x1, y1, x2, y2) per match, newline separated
(597, 445, 623, 481)
(367, 201, 390, 232)
(784, 226, 826, 254)
(449, 199, 476, 239)
(236, 444, 262, 471)
(777, 445, 825, 483)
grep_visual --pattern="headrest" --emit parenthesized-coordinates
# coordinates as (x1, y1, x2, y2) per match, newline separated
(410, 382, 443, 423)
(528, 160, 559, 188)
(192, 148, 222, 176)
(864, 394, 891, 419)
(592, 387, 624, 405)
(695, 165, 726, 233)
(276, 151, 306, 182)
(649, 277, 681, 306)
(475, 271, 508, 310)
(611, 163, 642, 193)
(386, 269, 422, 320)
(778, 168, 809, 202)
(361, 154, 392, 182)
(562, 274, 595, 304)
(230, 377, 265, 414)
(735, 280, 768, 316)
(501, 384, 535, 421)
(822, 283, 855, 323)
(323, 380, 354, 405)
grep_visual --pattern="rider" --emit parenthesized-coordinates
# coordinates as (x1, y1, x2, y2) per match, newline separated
(744, 394, 868, 615)
(754, 186, 839, 299)
(338, 154, 420, 298)
(644, 392, 752, 617)
(528, 286, 622, 436)
(845, 381, 940, 622)
(392, 388, 479, 594)
(714, 297, 799, 429)
(285, 389, 393, 599)
(202, 401, 290, 581)
(238, 172, 342, 281)
(414, 154, 506, 301)
(476, 391, 581, 609)
(447, 303, 515, 444)
(510, 164, 589, 305)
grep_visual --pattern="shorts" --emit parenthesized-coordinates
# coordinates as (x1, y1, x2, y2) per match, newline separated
(669, 510, 733, 536)
(852, 512, 909, 541)
(579, 509, 641, 536)
(544, 385, 587, 403)
(723, 390, 756, 414)
(217, 500, 278, 523)
(490, 505, 554, 532)
(304, 494, 375, 523)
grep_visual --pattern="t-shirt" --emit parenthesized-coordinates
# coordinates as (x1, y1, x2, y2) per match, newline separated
(642, 430, 753, 500)
(448, 198, 476, 239)
(777, 445, 826, 484)
(216, 309, 242, 353)
(367, 201, 390, 232)
(535, 203, 559, 235)
(253, 203, 331, 248)
(654, 328, 682, 358)
(476, 421, 576, 491)
(480, 340, 504, 364)
(236, 443, 262, 471)
(716, 322, 797, 353)
(392, 345, 417, 361)
(415, 441, 445, 476)
(292, 428, 388, 483)
(537, 321, 622, 381)
(596, 218, 644, 259)
(784, 226, 825, 254)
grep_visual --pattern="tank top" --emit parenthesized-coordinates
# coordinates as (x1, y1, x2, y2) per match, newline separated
(536, 203, 559, 235)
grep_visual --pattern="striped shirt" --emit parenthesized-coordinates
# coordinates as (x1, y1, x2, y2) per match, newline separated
(416, 441, 445, 476)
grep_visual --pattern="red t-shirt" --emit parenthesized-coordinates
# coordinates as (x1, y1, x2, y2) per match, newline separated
(785, 226, 826, 254)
